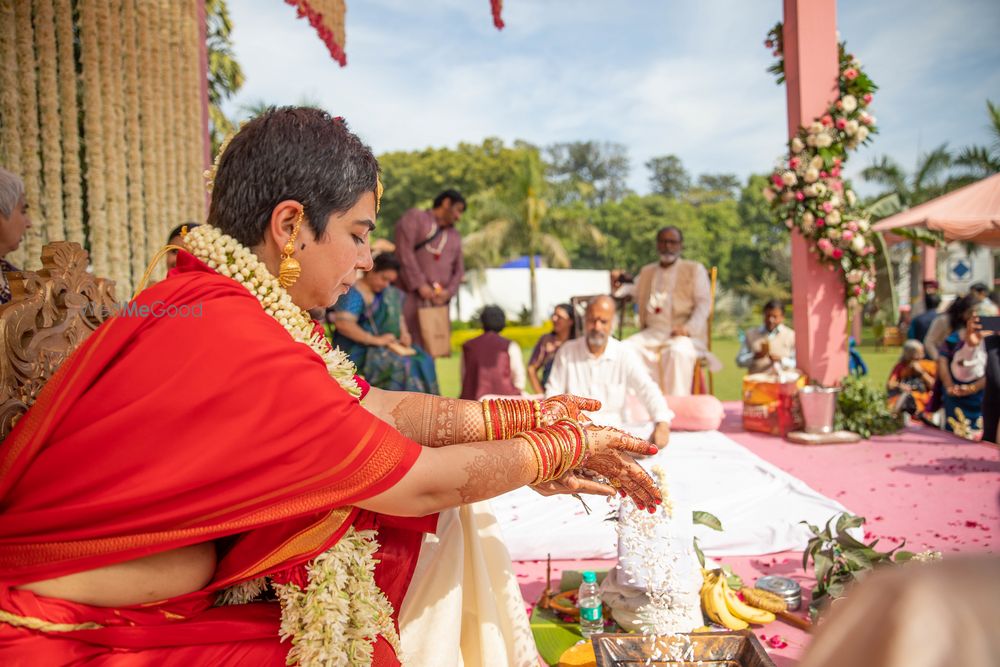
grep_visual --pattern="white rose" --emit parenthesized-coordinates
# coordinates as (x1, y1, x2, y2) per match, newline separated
(847, 270, 863, 284)
(829, 195, 842, 208)
(851, 235, 866, 253)
(791, 137, 805, 153)
(845, 119, 859, 135)
(857, 126, 869, 142)
(802, 211, 814, 225)
(827, 210, 841, 225)
(858, 218, 870, 231)
(809, 122, 824, 135)
(814, 182, 828, 196)
(782, 171, 798, 186)
(841, 95, 858, 112)
(803, 185, 818, 198)
(804, 168, 819, 183)
(810, 155, 825, 170)
(846, 190, 857, 206)
(828, 229, 841, 241)
(816, 133, 833, 148)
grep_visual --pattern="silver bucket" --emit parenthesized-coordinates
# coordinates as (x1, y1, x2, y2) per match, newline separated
(798, 385, 839, 434)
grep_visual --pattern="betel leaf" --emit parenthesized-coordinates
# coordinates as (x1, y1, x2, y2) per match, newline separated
(692, 510, 723, 532)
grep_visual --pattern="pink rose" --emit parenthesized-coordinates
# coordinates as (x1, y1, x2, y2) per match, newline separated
(842, 230, 854, 242)
(831, 180, 844, 192)
(789, 157, 801, 169)
(831, 166, 842, 177)
(822, 202, 834, 213)
(821, 114, 833, 127)
(832, 248, 844, 259)
(847, 221, 859, 232)
(836, 118, 847, 130)
(772, 174, 784, 188)
(864, 246, 875, 255)
(863, 93, 873, 104)
(765, 39, 774, 48)
(796, 191, 805, 201)
(820, 170, 829, 178)
(845, 68, 859, 80)
(818, 238, 833, 253)
(834, 157, 842, 166)
(853, 285, 862, 295)
(816, 218, 826, 227)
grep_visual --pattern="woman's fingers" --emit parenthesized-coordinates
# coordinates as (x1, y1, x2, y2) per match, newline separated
(563, 474, 616, 497)
(584, 452, 661, 510)
(567, 395, 602, 412)
(589, 425, 658, 457)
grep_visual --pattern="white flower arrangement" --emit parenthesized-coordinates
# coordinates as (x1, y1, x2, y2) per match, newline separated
(183, 224, 359, 397)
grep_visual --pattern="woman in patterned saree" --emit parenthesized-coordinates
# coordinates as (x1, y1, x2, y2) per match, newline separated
(0, 107, 661, 666)
(333, 252, 439, 393)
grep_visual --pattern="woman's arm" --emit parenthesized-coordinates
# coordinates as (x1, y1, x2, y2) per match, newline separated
(354, 423, 660, 517)
(526, 363, 545, 395)
(335, 314, 394, 347)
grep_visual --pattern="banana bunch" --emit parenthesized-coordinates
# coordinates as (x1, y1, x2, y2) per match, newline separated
(700, 569, 776, 630)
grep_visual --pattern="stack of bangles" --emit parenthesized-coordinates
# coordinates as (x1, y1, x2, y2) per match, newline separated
(482, 398, 544, 440)
(514, 419, 589, 485)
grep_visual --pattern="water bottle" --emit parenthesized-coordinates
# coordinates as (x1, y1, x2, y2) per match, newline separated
(578, 571, 603, 639)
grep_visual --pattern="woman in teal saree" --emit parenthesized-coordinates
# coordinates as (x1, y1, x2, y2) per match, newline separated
(332, 253, 440, 393)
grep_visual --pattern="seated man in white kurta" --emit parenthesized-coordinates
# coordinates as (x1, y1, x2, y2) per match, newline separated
(620, 226, 717, 396)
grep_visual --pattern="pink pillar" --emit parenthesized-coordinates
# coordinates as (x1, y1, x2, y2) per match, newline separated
(922, 245, 937, 282)
(784, 0, 848, 386)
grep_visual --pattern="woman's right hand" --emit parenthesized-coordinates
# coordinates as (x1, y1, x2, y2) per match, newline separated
(581, 425, 662, 511)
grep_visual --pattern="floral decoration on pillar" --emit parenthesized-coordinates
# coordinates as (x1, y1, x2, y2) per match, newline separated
(762, 22, 879, 308)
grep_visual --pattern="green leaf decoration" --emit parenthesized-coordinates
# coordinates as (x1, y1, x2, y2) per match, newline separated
(692, 510, 723, 532)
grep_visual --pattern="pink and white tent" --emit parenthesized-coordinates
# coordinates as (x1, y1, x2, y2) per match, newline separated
(872, 172, 1000, 246)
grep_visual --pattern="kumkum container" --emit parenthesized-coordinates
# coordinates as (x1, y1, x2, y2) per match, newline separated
(754, 576, 802, 611)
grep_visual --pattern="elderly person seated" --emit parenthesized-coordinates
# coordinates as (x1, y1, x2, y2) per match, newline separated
(546, 295, 672, 446)
(332, 252, 439, 393)
(886, 340, 937, 418)
(459, 305, 526, 400)
(0, 168, 33, 304)
(938, 295, 987, 436)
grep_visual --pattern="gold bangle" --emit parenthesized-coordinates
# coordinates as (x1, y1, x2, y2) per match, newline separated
(483, 400, 494, 441)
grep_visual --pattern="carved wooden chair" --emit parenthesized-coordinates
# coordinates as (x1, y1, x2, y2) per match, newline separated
(0, 242, 117, 440)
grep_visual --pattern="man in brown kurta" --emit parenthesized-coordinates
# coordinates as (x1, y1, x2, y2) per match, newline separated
(393, 189, 466, 350)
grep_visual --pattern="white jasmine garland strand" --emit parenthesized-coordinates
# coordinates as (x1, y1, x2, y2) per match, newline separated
(184, 224, 359, 397)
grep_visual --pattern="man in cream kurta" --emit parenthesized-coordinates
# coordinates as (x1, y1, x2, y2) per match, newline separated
(620, 226, 717, 396)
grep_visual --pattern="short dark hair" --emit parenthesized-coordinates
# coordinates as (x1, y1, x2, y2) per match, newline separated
(480, 305, 506, 333)
(433, 189, 466, 209)
(555, 302, 576, 338)
(167, 222, 199, 243)
(371, 252, 400, 274)
(763, 299, 785, 313)
(924, 293, 941, 311)
(656, 225, 684, 243)
(207, 107, 379, 248)
(970, 282, 989, 295)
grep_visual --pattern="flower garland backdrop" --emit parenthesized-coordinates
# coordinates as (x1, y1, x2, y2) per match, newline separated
(762, 22, 879, 307)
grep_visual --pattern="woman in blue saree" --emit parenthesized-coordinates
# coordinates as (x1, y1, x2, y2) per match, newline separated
(332, 253, 440, 393)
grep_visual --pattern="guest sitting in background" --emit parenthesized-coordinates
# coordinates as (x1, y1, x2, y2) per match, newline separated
(886, 340, 937, 418)
(459, 305, 525, 399)
(970, 282, 999, 316)
(547, 295, 672, 446)
(526, 303, 575, 395)
(736, 299, 795, 375)
(908, 293, 942, 346)
(938, 295, 986, 436)
(0, 167, 33, 304)
(332, 253, 439, 394)
(165, 223, 200, 271)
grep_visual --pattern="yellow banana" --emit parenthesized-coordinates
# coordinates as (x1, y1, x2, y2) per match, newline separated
(700, 570, 749, 630)
(720, 578, 776, 625)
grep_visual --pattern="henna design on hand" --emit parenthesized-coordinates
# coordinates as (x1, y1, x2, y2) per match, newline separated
(390, 394, 458, 447)
(457, 442, 534, 504)
(581, 425, 662, 509)
(540, 394, 602, 425)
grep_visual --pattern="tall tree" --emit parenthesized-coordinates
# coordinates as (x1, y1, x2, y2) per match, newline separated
(952, 99, 1000, 184)
(462, 151, 604, 323)
(206, 0, 244, 154)
(861, 144, 953, 214)
(545, 141, 630, 205)
(646, 154, 690, 199)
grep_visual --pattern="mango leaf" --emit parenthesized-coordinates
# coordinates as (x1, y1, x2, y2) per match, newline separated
(693, 537, 706, 568)
(836, 513, 865, 533)
(842, 548, 872, 570)
(893, 550, 916, 563)
(692, 510, 723, 532)
(813, 551, 834, 586)
(721, 565, 743, 591)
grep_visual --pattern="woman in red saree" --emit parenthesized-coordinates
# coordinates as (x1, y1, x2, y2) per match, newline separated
(0, 108, 660, 666)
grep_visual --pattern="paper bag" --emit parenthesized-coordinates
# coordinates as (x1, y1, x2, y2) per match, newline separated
(417, 305, 451, 358)
(742, 372, 806, 436)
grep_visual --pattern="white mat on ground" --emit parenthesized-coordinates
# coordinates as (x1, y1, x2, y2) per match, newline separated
(490, 429, 854, 560)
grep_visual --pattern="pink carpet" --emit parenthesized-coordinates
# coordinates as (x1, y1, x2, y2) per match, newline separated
(512, 402, 1000, 665)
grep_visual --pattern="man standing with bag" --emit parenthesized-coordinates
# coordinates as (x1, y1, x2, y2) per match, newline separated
(395, 189, 466, 357)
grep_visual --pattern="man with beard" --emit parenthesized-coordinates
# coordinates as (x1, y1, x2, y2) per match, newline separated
(622, 226, 716, 395)
(546, 296, 672, 446)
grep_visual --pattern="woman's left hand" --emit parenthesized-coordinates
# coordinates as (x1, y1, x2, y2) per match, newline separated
(541, 394, 601, 424)
(532, 471, 615, 498)
(399, 331, 412, 347)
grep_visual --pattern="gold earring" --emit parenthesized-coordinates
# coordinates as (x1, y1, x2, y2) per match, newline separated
(278, 209, 303, 288)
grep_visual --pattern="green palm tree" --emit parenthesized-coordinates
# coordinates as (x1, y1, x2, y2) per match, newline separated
(952, 99, 1000, 183)
(462, 151, 605, 324)
(206, 0, 244, 153)
(861, 144, 953, 214)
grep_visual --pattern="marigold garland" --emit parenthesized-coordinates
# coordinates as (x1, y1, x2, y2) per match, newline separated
(491, 0, 504, 30)
(762, 22, 880, 307)
(284, 0, 347, 67)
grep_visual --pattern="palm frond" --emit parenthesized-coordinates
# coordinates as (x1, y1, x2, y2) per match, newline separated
(953, 145, 1000, 178)
(861, 156, 907, 197)
(863, 192, 902, 220)
(537, 233, 571, 268)
(913, 144, 952, 191)
(987, 99, 1000, 153)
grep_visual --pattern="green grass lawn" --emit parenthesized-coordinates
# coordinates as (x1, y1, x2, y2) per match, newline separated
(436, 328, 899, 401)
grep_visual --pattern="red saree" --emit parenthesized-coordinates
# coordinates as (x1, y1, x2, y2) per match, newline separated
(0, 253, 429, 665)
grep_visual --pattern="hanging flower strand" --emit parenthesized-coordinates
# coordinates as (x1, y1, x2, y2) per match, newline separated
(762, 22, 880, 307)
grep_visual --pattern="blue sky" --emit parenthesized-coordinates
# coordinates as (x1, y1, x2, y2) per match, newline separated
(223, 0, 1000, 197)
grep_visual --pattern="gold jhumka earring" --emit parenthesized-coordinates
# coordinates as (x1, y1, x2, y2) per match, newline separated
(278, 209, 304, 288)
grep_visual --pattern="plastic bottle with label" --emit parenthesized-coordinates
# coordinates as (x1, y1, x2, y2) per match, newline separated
(578, 570, 603, 639)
